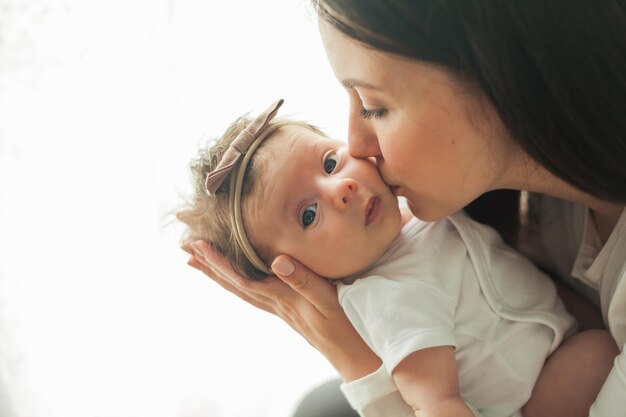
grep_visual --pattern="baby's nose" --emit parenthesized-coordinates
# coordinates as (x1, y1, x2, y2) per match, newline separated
(332, 178, 358, 209)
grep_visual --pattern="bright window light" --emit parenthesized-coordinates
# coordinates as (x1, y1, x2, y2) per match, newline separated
(0, 1, 346, 416)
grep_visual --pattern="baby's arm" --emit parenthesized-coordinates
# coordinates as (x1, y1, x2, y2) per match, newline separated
(392, 345, 475, 417)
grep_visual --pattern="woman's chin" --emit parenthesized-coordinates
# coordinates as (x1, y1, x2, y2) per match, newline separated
(406, 199, 453, 222)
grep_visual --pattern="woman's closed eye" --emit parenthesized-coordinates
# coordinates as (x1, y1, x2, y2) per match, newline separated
(360, 107, 387, 120)
(300, 203, 318, 228)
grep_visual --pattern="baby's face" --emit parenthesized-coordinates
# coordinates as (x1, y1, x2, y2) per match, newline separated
(246, 126, 402, 279)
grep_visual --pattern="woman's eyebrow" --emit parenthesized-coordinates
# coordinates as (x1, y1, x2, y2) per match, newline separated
(341, 79, 381, 91)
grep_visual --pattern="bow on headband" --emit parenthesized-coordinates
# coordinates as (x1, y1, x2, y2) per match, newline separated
(204, 99, 284, 195)
(203, 99, 285, 275)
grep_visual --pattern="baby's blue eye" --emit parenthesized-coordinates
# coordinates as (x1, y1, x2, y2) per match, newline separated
(301, 204, 317, 228)
(324, 153, 338, 174)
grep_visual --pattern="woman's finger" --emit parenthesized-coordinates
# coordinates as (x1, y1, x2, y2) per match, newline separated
(188, 255, 276, 305)
(183, 241, 334, 335)
(191, 240, 257, 289)
(183, 247, 372, 368)
(192, 241, 305, 303)
(187, 256, 278, 315)
(187, 255, 320, 338)
(271, 255, 340, 317)
(185, 245, 303, 315)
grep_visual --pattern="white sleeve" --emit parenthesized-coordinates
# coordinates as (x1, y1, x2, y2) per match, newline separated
(339, 276, 458, 373)
(340, 365, 414, 417)
(588, 346, 626, 417)
(340, 365, 482, 417)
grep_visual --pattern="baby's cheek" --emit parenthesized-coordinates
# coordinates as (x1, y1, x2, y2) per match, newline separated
(310, 247, 361, 279)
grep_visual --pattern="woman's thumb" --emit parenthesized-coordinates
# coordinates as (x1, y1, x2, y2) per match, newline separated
(271, 255, 338, 311)
(271, 256, 295, 277)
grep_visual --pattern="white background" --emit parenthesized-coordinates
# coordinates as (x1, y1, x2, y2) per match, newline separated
(0, 1, 350, 416)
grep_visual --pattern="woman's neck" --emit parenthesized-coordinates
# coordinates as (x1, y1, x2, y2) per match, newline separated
(504, 158, 624, 243)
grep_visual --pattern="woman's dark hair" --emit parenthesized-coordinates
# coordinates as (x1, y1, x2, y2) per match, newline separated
(313, 0, 626, 241)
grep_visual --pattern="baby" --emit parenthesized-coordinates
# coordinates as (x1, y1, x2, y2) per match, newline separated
(178, 100, 617, 417)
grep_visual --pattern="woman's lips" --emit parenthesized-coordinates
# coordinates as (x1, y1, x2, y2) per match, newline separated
(365, 196, 382, 225)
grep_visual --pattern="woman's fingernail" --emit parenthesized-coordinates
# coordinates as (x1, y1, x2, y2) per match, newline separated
(272, 257, 295, 276)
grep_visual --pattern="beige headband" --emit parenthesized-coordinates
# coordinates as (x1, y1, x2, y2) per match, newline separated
(204, 99, 285, 275)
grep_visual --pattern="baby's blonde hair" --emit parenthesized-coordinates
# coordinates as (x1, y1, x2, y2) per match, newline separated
(177, 113, 325, 280)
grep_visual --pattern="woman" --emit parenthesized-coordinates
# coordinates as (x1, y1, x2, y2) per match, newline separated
(184, 1, 626, 416)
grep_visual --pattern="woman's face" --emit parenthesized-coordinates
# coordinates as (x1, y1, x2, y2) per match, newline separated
(319, 20, 520, 221)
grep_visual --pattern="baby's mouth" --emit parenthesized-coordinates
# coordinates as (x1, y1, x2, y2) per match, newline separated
(365, 196, 381, 225)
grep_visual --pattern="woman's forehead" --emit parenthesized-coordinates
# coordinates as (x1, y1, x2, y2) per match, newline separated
(319, 21, 406, 93)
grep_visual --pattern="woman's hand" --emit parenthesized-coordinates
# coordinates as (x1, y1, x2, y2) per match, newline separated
(183, 240, 382, 382)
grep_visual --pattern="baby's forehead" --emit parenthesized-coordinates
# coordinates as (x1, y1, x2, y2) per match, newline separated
(274, 123, 320, 142)
(256, 126, 348, 193)
(267, 123, 345, 150)
(258, 127, 311, 158)
(247, 126, 319, 212)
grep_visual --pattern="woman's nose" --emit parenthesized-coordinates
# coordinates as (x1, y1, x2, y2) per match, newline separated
(348, 107, 382, 159)
(330, 178, 358, 210)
